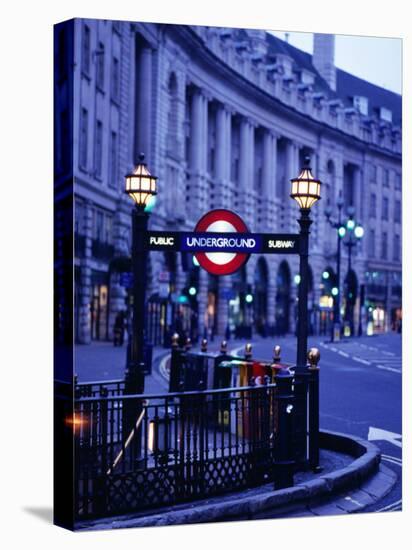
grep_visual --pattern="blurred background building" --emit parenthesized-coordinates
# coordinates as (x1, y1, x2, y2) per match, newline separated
(54, 20, 402, 345)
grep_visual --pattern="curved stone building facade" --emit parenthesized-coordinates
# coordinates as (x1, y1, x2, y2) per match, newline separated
(66, 20, 402, 344)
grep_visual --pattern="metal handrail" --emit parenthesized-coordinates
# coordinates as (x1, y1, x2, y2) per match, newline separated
(75, 378, 124, 386)
(75, 382, 279, 403)
(106, 399, 149, 475)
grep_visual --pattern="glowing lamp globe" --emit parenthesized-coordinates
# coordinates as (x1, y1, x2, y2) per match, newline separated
(290, 156, 321, 210)
(125, 153, 157, 209)
(354, 225, 364, 239)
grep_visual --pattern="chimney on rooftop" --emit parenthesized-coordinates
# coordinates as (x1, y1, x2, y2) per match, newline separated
(312, 33, 336, 91)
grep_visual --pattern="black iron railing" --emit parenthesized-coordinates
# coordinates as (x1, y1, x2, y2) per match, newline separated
(74, 381, 303, 520)
(73, 340, 320, 522)
(75, 378, 125, 398)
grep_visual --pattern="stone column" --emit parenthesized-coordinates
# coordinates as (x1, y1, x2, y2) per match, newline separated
(238, 117, 251, 221)
(78, 200, 93, 344)
(136, 45, 152, 162)
(354, 166, 363, 222)
(247, 121, 256, 226)
(225, 108, 232, 184)
(262, 131, 277, 228)
(215, 103, 226, 184)
(285, 140, 299, 231)
(189, 88, 207, 215)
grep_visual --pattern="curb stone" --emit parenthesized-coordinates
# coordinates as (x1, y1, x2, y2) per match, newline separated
(77, 430, 392, 530)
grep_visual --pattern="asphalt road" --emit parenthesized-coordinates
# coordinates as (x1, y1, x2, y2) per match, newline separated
(243, 332, 402, 514)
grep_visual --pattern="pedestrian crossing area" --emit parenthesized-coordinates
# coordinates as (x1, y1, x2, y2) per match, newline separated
(319, 340, 402, 374)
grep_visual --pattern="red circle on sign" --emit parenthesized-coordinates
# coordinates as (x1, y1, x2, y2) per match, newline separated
(194, 209, 250, 276)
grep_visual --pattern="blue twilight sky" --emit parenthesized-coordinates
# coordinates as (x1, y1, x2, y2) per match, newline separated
(270, 31, 402, 94)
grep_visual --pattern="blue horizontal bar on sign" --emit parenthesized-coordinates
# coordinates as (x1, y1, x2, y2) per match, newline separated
(144, 231, 300, 254)
(181, 232, 262, 253)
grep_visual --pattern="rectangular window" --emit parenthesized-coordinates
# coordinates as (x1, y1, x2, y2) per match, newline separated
(369, 164, 377, 183)
(394, 200, 401, 223)
(94, 120, 103, 178)
(369, 229, 375, 258)
(96, 43, 105, 89)
(382, 197, 389, 220)
(82, 24, 91, 76)
(111, 57, 120, 102)
(94, 209, 104, 241)
(57, 27, 67, 80)
(109, 131, 118, 188)
(60, 108, 70, 173)
(74, 200, 84, 234)
(383, 168, 390, 187)
(394, 234, 400, 262)
(395, 173, 401, 190)
(369, 193, 376, 218)
(104, 213, 113, 244)
(79, 107, 88, 169)
(381, 232, 388, 260)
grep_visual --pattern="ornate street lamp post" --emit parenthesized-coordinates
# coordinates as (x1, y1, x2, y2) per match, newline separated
(343, 206, 364, 336)
(325, 192, 344, 342)
(290, 157, 321, 372)
(124, 153, 157, 393)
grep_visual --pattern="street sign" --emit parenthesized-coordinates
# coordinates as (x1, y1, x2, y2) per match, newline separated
(144, 209, 301, 275)
(193, 209, 250, 275)
(145, 231, 300, 254)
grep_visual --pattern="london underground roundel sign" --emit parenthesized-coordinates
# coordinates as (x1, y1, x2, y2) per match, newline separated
(193, 209, 250, 275)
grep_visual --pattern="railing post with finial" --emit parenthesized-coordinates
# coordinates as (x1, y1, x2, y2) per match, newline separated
(271, 344, 282, 381)
(307, 347, 321, 472)
(273, 366, 295, 489)
(169, 332, 181, 393)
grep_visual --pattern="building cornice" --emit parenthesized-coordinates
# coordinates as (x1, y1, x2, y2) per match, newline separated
(161, 24, 400, 162)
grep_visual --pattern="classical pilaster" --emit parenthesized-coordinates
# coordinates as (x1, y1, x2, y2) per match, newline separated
(262, 131, 278, 228)
(285, 140, 299, 231)
(215, 103, 227, 184)
(189, 87, 208, 215)
(238, 116, 251, 221)
(135, 45, 153, 162)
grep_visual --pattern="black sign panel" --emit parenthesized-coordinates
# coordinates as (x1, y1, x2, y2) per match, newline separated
(145, 231, 300, 254)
